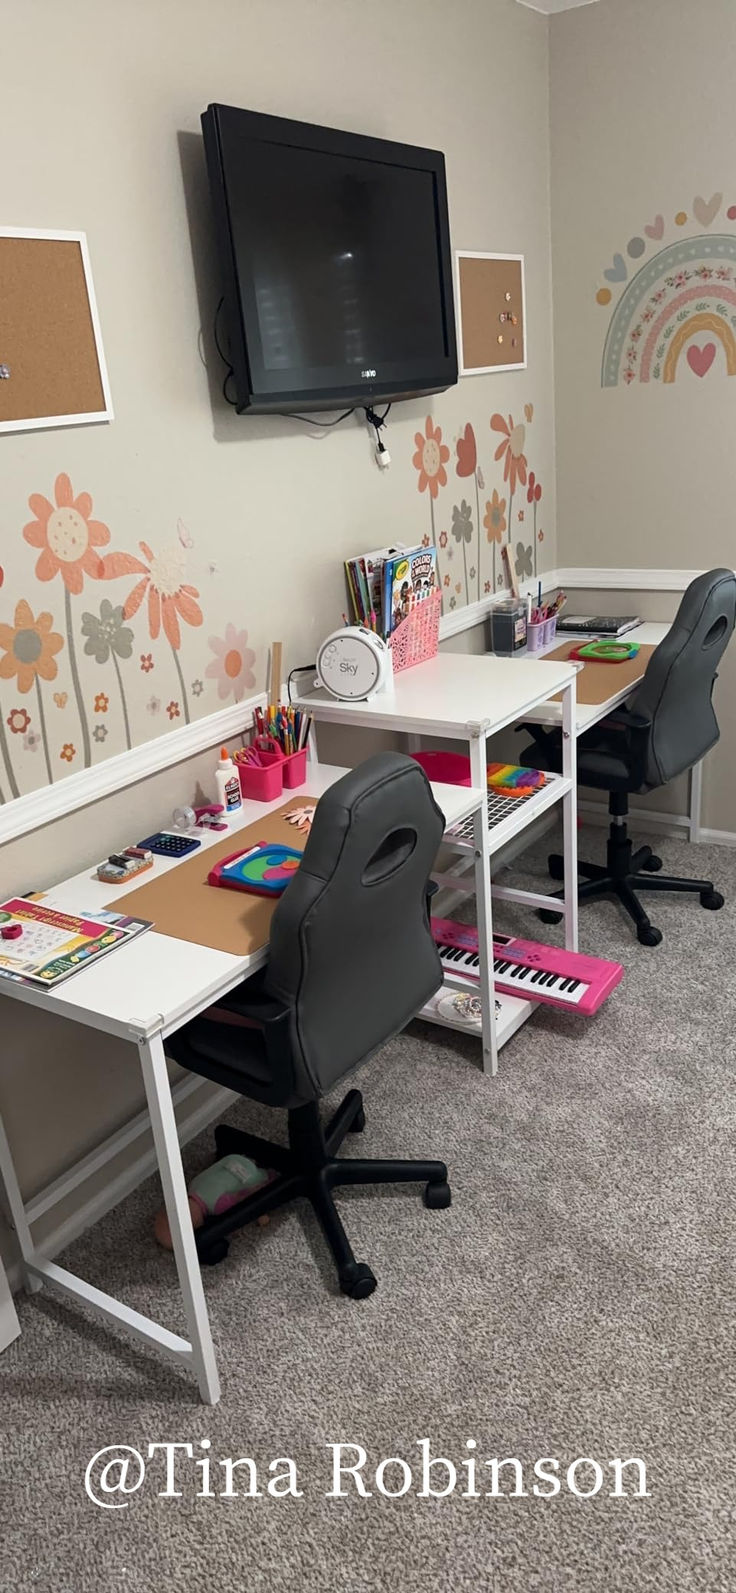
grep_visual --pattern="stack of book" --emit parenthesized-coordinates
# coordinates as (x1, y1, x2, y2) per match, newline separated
(345, 543, 439, 639)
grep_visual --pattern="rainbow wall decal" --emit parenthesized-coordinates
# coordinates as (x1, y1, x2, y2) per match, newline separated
(602, 235, 736, 386)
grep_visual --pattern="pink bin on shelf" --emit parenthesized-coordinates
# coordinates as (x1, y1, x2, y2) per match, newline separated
(410, 750, 472, 786)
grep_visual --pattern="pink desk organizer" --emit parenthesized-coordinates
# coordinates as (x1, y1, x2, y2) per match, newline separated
(236, 756, 283, 802)
(389, 588, 441, 673)
(410, 750, 471, 786)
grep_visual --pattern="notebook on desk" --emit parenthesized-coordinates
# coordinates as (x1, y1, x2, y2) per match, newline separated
(556, 614, 641, 637)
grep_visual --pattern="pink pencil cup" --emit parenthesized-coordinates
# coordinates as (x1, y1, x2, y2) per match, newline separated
(527, 621, 545, 653)
(237, 759, 283, 802)
(544, 616, 557, 646)
(280, 747, 308, 788)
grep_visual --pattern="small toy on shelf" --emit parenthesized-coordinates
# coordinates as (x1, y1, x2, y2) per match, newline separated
(487, 762, 547, 797)
(154, 1153, 274, 1249)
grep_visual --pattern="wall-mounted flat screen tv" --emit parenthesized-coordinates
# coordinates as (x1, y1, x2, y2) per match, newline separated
(201, 104, 457, 413)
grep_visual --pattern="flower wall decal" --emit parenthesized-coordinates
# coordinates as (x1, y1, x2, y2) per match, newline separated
(81, 599, 134, 750)
(0, 599, 64, 788)
(101, 540, 203, 725)
(206, 625, 256, 702)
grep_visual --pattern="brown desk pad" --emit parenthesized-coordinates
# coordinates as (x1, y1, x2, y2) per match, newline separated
(545, 641, 655, 705)
(111, 798, 317, 956)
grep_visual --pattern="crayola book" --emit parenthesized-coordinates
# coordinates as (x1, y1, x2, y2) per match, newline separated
(383, 546, 438, 636)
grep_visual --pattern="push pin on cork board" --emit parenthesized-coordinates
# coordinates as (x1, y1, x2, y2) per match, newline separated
(455, 252, 527, 375)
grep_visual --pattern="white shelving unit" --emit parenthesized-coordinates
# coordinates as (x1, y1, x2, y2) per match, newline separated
(292, 650, 579, 1075)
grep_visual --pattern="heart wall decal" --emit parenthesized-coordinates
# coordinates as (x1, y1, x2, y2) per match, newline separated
(686, 342, 716, 377)
(604, 253, 627, 284)
(693, 193, 722, 227)
(645, 215, 665, 240)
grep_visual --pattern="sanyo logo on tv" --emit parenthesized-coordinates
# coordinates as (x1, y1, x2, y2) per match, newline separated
(361, 368, 377, 378)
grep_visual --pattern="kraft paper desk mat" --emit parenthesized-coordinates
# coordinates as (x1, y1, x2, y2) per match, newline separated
(110, 798, 317, 956)
(545, 641, 655, 705)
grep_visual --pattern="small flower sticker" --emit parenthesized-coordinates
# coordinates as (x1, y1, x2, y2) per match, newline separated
(147, 696, 161, 715)
(515, 542, 534, 580)
(7, 708, 30, 735)
(60, 743, 76, 763)
(483, 491, 507, 544)
(439, 530, 448, 550)
(94, 692, 109, 714)
(93, 724, 108, 744)
(527, 471, 542, 506)
(206, 625, 256, 703)
(166, 701, 180, 720)
(140, 654, 154, 673)
(421, 534, 430, 548)
(191, 679, 204, 698)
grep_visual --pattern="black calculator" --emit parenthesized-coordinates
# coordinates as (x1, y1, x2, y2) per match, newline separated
(137, 832, 202, 858)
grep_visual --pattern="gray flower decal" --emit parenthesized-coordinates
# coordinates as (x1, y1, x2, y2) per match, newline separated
(515, 541, 534, 580)
(81, 600, 134, 663)
(451, 501, 473, 544)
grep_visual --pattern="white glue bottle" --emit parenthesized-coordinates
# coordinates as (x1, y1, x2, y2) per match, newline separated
(215, 745, 243, 818)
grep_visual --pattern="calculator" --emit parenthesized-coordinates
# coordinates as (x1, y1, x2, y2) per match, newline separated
(137, 832, 202, 858)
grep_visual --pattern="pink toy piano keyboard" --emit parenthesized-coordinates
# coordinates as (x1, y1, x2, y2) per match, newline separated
(431, 917, 623, 1016)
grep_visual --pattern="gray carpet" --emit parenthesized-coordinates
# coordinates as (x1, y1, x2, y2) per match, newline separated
(2, 826, 736, 1592)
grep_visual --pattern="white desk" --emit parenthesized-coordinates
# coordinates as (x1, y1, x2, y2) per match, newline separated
(0, 762, 481, 1405)
(293, 650, 580, 1076)
(518, 621, 702, 840)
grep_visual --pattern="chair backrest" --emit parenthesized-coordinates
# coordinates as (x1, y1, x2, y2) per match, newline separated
(265, 752, 445, 1098)
(629, 568, 736, 787)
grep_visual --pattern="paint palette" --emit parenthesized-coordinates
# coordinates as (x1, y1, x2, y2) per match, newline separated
(207, 843, 302, 897)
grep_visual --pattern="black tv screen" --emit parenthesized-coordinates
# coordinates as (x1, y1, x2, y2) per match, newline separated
(201, 105, 457, 413)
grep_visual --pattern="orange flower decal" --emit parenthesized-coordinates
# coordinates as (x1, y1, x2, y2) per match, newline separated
(455, 423, 477, 478)
(0, 600, 64, 693)
(23, 474, 110, 594)
(7, 708, 30, 735)
(60, 743, 76, 763)
(412, 417, 449, 499)
(483, 490, 507, 544)
(94, 692, 109, 714)
(490, 414, 528, 495)
(102, 543, 202, 651)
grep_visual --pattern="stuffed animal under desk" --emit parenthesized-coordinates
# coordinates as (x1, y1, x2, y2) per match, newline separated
(154, 1153, 273, 1249)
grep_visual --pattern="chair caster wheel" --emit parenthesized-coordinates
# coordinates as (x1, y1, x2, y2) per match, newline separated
(199, 1238, 230, 1266)
(637, 924, 662, 947)
(700, 889, 724, 910)
(424, 1180, 452, 1210)
(641, 854, 663, 872)
(350, 1107, 366, 1133)
(547, 855, 565, 882)
(538, 909, 563, 926)
(339, 1261, 377, 1300)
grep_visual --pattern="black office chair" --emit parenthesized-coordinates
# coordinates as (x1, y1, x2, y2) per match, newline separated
(519, 569, 736, 946)
(165, 752, 450, 1300)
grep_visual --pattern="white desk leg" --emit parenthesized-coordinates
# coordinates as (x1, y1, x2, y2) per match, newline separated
(138, 1036, 221, 1406)
(561, 677, 579, 953)
(469, 732, 497, 1076)
(0, 1106, 42, 1295)
(689, 759, 703, 844)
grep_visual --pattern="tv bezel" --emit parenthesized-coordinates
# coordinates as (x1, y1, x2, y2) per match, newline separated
(201, 103, 458, 414)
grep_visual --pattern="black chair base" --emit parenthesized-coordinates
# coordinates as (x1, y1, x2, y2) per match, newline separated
(195, 1089, 450, 1299)
(542, 832, 724, 947)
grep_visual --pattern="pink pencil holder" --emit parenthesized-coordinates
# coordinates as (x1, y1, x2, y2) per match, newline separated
(237, 759, 283, 802)
(410, 750, 472, 786)
(280, 748, 308, 788)
(544, 616, 557, 646)
(527, 620, 545, 653)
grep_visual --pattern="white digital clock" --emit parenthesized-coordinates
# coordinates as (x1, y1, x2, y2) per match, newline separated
(316, 626, 393, 701)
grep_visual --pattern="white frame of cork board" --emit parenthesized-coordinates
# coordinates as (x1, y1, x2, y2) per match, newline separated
(455, 250, 528, 376)
(0, 226, 114, 434)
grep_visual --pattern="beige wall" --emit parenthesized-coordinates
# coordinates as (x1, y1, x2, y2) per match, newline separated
(0, 0, 556, 1259)
(0, 0, 555, 813)
(550, 0, 736, 832)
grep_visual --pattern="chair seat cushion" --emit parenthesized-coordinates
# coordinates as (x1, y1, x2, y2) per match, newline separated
(519, 734, 637, 792)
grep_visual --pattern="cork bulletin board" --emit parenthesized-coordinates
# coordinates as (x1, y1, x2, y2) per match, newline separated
(455, 252, 526, 375)
(0, 228, 113, 433)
